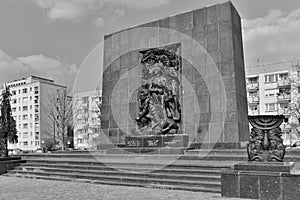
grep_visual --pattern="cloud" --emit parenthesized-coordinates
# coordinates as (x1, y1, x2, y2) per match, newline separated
(109, 0, 171, 10)
(243, 8, 300, 68)
(0, 50, 77, 87)
(32, 0, 171, 21)
(93, 17, 104, 27)
(33, 0, 93, 21)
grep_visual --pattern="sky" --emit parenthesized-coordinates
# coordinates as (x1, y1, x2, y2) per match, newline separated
(0, 0, 300, 91)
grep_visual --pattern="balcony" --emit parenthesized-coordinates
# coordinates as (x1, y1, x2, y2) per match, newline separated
(281, 123, 291, 132)
(278, 108, 291, 116)
(247, 82, 259, 91)
(277, 94, 291, 102)
(248, 96, 259, 104)
(248, 110, 259, 116)
(278, 79, 290, 88)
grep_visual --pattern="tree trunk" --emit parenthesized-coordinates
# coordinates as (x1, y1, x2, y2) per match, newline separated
(62, 125, 65, 150)
(5, 138, 8, 157)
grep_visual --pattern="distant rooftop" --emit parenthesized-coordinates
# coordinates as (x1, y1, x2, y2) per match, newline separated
(3, 75, 66, 89)
(245, 59, 300, 76)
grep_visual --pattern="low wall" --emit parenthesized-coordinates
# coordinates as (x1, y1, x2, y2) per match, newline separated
(0, 157, 25, 175)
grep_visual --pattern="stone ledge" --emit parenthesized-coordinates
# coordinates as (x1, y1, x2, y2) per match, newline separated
(221, 162, 300, 199)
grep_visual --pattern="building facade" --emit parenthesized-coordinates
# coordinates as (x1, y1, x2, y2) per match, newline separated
(73, 90, 101, 150)
(2, 76, 66, 151)
(246, 60, 300, 145)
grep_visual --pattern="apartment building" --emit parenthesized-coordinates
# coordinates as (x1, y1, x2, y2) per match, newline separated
(74, 90, 101, 150)
(2, 76, 66, 151)
(246, 60, 300, 145)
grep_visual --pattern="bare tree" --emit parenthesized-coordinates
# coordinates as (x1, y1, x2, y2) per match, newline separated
(44, 89, 74, 150)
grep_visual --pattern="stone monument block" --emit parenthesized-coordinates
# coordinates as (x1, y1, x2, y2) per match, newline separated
(100, 1, 248, 150)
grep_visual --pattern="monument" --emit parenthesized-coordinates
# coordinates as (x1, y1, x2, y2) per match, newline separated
(100, 1, 249, 151)
(221, 115, 300, 199)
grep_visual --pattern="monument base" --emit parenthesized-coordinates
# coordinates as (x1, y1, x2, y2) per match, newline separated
(106, 147, 187, 154)
(221, 162, 300, 199)
(189, 141, 248, 149)
(125, 134, 189, 148)
(105, 134, 189, 154)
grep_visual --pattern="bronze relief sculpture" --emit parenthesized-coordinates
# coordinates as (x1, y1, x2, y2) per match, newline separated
(136, 45, 181, 135)
(248, 115, 285, 162)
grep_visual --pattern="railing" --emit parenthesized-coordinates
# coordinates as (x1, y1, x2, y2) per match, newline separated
(278, 108, 291, 115)
(277, 94, 291, 101)
(247, 82, 259, 90)
(248, 110, 259, 116)
(278, 79, 290, 87)
(248, 96, 259, 103)
(281, 123, 291, 131)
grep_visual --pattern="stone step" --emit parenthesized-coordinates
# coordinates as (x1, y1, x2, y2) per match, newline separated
(20, 163, 223, 175)
(185, 148, 300, 156)
(185, 151, 300, 162)
(8, 170, 221, 189)
(15, 166, 221, 182)
(23, 158, 233, 170)
(3, 173, 221, 193)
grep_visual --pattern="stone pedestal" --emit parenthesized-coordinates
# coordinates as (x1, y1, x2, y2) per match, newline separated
(221, 162, 300, 199)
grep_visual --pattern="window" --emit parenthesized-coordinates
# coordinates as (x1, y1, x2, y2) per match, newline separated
(34, 86, 39, 94)
(279, 103, 289, 109)
(82, 97, 89, 104)
(248, 77, 258, 84)
(266, 103, 277, 111)
(30, 132, 33, 137)
(92, 118, 98, 124)
(35, 105, 39, 112)
(278, 73, 288, 80)
(11, 90, 16, 95)
(23, 106, 28, 111)
(22, 97, 28, 103)
(34, 96, 38, 104)
(23, 132, 28, 138)
(35, 141, 39, 146)
(18, 89, 21, 94)
(249, 91, 258, 97)
(30, 114, 32, 119)
(249, 105, 258, 111)
(30, 105, 32, 110)
(23, 141, 28, 146)
(265, 74, 277, 83)
(30, 97, 32, 101)
(18, 115, 21, 120)
(23, 123, 28, 129)
(23, 115, 28, 120)
(12, 107, 16, 112)
(12, 99, 17, 104)
(23, 88, 27, 94)
(35, 132, 39, 140)
(30, 87, 32, 92)
(30, 123, 32, 128)
(265, 89, 277, 97)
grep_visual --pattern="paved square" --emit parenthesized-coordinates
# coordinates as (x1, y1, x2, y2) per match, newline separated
(0, 176, 248, 200)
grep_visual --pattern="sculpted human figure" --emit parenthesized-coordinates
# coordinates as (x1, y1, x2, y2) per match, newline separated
(135, 82, 151, 126)
(137, 46, 181, 135)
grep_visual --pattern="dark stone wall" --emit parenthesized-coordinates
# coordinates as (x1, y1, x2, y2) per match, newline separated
(101, 2, 248, 148)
